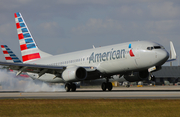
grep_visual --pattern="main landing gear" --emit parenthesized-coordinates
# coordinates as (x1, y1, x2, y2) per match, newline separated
(101, 78, 113, 91)
(65, 83, 76, 92)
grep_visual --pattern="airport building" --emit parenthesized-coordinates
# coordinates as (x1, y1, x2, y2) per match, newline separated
(153, 66, 180, 85)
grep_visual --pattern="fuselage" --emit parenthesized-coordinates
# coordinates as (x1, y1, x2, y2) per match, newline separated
(27, 41, 169, 83)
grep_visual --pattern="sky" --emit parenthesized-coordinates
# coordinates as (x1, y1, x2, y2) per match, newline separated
(0, 0, 180, 66)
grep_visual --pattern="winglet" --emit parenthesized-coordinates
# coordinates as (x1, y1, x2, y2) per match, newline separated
(167, 41, 177, 62)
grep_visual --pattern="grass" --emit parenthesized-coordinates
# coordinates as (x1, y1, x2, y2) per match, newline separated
(0, 99, 180, 117)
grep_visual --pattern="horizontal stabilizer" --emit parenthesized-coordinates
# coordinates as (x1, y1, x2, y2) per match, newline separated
(1, 45, 22, 63)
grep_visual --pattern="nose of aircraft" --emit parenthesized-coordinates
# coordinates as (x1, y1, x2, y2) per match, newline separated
(157, 49, 169, 64)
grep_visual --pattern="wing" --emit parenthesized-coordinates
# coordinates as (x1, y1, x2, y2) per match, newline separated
(0, 61, 97, 78)
(0, 61, 64, 76)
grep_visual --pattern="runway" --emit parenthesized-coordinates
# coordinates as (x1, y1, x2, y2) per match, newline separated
(0, 86, 180, 99)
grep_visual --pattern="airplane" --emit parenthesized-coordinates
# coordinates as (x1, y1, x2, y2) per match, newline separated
(0, 12, 176, 92)
(0, 44, 132, 86)
(1, 43, 175, 87)
(0, 45, 141, 87)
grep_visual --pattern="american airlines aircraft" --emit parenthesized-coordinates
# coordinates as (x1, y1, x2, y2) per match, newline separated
(0, 12, 176, 92)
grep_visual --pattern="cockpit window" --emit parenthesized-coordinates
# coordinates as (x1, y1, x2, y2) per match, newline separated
(147, 47, 153, 50)
(154, 46, 165, 49)
(147, 46, 164, 50)
(154, 46, 161, 49)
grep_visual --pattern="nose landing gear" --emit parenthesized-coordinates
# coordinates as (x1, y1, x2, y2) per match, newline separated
(149, 74, 156, 81)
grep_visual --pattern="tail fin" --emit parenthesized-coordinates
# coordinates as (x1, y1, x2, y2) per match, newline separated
(1, 45, 22, 63)
(14, 12, 51, 63)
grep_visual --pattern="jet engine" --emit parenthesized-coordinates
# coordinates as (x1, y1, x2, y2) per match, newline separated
(62, 67, 87, 82)
(123, 70, 149, 82)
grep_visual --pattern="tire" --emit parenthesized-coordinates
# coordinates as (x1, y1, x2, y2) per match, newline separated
(126, 85, 130, 88)
(107, 82, 113, 91)
(101, 82, 107, 91)
(71, 83, 76, 92)
(151, 75, 156, 81)
(65, 84, 71, 92)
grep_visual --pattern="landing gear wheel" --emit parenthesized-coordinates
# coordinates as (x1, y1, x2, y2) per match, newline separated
(150, 75, 155, 81)
(101, 82, 107, 91)
(65, 84, 71, 92)
(107, 82, 113, 91)
(71, 83, 76, 92)
(65, 83, 77, 92)
(101, 82, 113, 91)
(126, 85, 130, 88)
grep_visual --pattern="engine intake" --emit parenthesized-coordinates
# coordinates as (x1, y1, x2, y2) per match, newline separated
(139, 70, 149, 78)
(62, 67, 87, 82)
(123, 70, 149, 82)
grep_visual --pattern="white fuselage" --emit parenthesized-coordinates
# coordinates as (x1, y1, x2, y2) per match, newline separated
(27, 41, 169, 83)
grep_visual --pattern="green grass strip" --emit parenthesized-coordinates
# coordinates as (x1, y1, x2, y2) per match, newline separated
(0, 99, 180, 117)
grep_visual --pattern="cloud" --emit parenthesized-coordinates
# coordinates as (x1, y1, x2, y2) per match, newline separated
(115, 5, 144, 18)
(39, 22, 59, 34)
(148, 2, 180, 19)
(72, 18, 123, 35)
(146, 20, 180, 35)
(0, 23, 13, 36)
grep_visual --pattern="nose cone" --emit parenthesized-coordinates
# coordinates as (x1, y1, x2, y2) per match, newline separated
(157, 50, 169, 65)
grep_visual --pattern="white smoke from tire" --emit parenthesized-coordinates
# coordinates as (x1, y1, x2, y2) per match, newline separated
(0, 70, 65, 92)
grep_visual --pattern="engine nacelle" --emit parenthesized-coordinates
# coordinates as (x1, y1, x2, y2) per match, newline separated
(62, 67, 87, 82)
(123, 70, 149, 82)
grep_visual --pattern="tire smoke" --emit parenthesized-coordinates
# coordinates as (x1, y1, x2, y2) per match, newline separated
(0, 70, 65, 92)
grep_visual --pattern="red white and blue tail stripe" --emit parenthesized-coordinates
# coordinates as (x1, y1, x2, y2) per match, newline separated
(14, 12, 51, 63)
(1, 45, 22, 63)
(1, 45, 30, 77)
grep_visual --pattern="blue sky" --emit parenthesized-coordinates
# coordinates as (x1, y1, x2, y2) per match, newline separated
(0, 0, 180, 65)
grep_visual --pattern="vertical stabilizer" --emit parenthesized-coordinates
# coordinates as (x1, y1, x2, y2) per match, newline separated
(14, 12, 51, 63)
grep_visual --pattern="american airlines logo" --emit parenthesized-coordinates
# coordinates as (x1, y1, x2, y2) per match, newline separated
(89, 49, 127, 63)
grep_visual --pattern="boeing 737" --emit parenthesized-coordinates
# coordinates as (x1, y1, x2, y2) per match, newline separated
(0, 12, 176, 92)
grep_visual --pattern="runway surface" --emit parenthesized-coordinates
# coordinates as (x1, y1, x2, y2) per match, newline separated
(0, 86, 180, 99)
